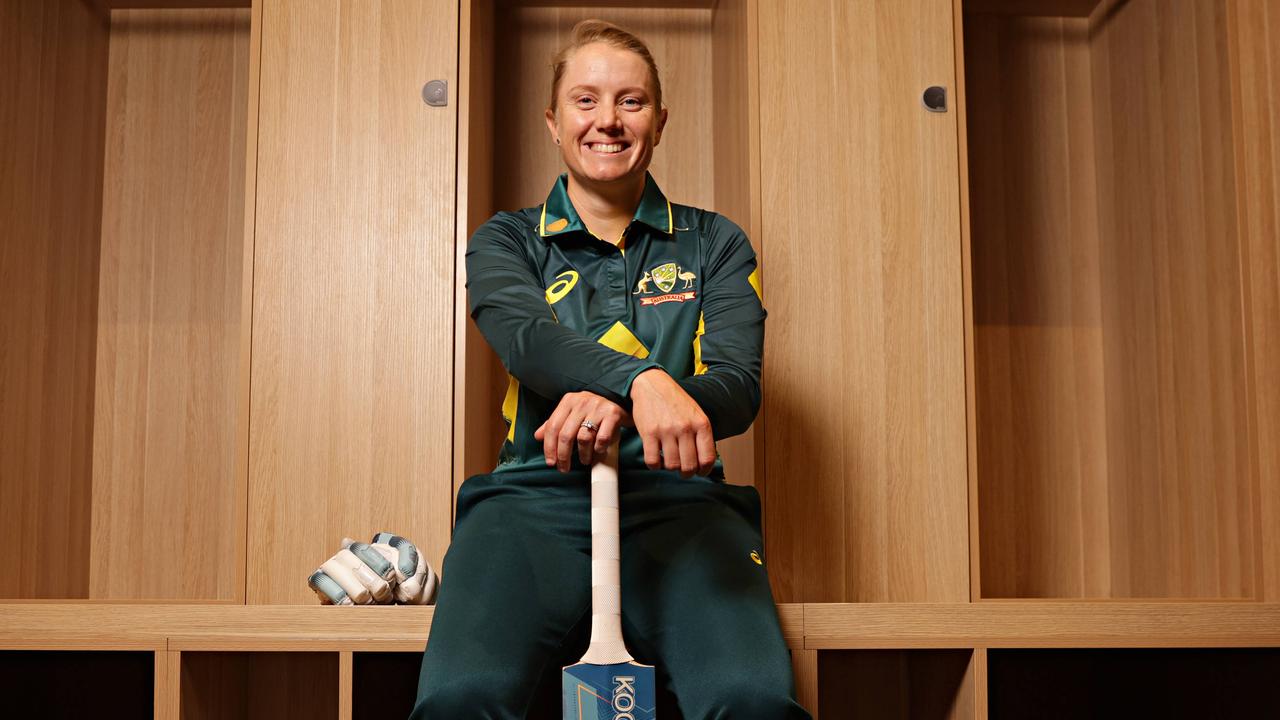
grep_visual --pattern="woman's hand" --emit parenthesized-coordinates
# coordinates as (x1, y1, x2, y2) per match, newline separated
(629, 369, 716, 478)
(534, 391, 631, 472)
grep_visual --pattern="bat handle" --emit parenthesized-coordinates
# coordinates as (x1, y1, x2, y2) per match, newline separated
(582, 440, 633, 665)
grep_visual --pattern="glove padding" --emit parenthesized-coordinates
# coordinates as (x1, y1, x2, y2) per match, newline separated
(307, 533, 438, 606)
(369, 532, 439, 605)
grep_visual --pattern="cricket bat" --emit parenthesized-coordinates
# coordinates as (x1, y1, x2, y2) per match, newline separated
(562, 441, 656, 719)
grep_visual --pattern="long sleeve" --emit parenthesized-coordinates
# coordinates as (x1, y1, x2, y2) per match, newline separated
(466, 213, 661, 407)
(677, 215, 767, 439)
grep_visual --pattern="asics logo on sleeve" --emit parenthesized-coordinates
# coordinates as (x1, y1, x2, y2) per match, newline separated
(545, 270, 579, 305)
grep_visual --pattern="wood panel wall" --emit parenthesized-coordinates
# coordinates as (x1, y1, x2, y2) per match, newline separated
(965, 12, 1110, 599)
(0, 0, 109, 599)
(248, 0, 458, 603)
(1229, 0, 1280, 602)
(454, 0, 498, 509)
(90, 8, 250, 600)
(711, 0, 759, 489)
(967, 0, 1256, 599)
(759, 0, 970, 603)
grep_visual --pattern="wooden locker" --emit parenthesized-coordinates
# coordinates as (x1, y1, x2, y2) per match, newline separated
(757, 0, 971, 603)
(247, 0, 458, 603)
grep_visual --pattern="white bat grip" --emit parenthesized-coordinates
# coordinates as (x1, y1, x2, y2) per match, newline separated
(582, 441, 634, 665)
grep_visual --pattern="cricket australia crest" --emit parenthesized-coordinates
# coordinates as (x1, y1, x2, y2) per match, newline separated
(651, 262, 678, 292)
(634, 262, 697, 306)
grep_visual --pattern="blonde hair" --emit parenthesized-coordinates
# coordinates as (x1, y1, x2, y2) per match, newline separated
(548, 19, 663, 113)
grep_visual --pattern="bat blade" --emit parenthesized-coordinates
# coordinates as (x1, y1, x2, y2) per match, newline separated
(562, 660, 656, 720)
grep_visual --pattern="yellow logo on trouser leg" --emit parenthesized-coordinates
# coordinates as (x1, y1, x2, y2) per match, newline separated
(750, 550, 763, 565)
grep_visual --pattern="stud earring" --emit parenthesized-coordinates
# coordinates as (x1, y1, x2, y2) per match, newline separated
(555, 138, 561, 145)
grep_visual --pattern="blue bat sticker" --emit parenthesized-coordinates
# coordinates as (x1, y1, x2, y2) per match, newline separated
(562, 662, 656, 720)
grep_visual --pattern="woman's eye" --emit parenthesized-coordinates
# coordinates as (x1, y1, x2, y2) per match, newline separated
(575, 97, 596, 107)
(621, 98, 641, 108)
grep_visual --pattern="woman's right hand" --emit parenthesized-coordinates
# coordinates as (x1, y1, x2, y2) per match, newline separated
(628, 368, 717, 478)
(534, 391, 632, 472)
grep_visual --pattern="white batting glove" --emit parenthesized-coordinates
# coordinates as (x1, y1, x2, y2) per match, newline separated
(369, 532, 438, 605)
(307, 539, 397, 606)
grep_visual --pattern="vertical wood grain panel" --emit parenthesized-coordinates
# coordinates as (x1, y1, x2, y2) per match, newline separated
(1230, 0, 1280, 601)
(712, 0, 759, 488)
(759, 0, 969, 603)
(456, 0, 498, 504)
(90, 7, 250, 600)
(966, 13, 1109, 598)
(338, 651, 353, 720)
(0, 0, 109, 599)
(792, 649, 820, 719)
(966, 0, 1256, 599)
(1094, 0, 1251, 599)
(161, 650, 181, 720)
(249, 0, 457, 603)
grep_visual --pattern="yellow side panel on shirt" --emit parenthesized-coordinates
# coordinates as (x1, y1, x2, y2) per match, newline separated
(598, 321, 650, 359)
(747, 267, 763, 301)
(502, 375, 519, 442)
(692, 313, 708, 375)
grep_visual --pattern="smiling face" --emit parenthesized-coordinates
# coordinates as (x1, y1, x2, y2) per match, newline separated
(545, 42, 667, 191)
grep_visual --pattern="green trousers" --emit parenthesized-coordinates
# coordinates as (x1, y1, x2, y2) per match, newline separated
(410, 468, 811, 720)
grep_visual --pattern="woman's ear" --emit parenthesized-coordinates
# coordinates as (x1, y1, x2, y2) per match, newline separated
(654, 106, 669, 147)
(544, 107, 560, 146)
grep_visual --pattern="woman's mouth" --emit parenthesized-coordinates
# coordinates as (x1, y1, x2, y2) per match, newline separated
(587, 142, 627, 154)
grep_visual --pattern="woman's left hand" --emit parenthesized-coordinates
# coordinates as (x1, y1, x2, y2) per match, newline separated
(534, 391, 632, 472)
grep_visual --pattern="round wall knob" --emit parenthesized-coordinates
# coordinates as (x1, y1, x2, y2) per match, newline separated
(422, 80, 448, 107)
(923, 86, 947, 113)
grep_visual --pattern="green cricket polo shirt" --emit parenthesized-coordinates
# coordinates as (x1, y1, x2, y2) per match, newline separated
(466, 172, 766, 477)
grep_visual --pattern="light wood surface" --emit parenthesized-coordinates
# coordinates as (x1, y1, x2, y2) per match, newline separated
(965, 0, 1257, 599)
(1091, 0, 1253, 599)
(247, 0, 458, 603)
(338, 651, 353, 720)
(0, 0, 109, 599)
(162, 651, 181, 720)
(0, 604, 435, 649)
(711, 0, 759, 488)
(791, 648, 819, 719)
(0, 602, 801, 650)
(964, 11, 1109, 599)
(952, 0, 984, 604)
(235, 0, 265, 606)
(971, 647, 988, 718)
(758, 0, 969, 603)
(9, 601, 1280, 651)
(1228, 0, 1280, 602)
(91, 8, 250, 601)
(455, 0, 500, 498)
(803, 601, 1280, 649)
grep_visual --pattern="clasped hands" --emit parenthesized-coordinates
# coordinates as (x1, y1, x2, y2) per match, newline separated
(532, 368, 716, 477)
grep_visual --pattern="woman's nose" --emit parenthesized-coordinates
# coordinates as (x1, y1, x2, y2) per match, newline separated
(595, 104, 621, 130)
